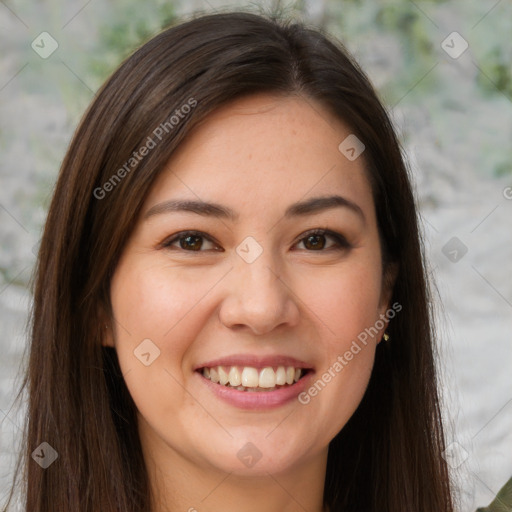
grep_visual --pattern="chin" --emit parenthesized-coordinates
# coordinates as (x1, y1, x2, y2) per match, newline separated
(200, 436, 309, 477)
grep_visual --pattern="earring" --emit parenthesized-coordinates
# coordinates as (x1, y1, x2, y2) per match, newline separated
(382, 332, 390, 341)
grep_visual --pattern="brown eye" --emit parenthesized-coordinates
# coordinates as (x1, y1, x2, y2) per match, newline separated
(162, 231, 220, 252)
(295, 229, 351, 252)
(303, 233, 326, 250)
(180, 234, 203, 251)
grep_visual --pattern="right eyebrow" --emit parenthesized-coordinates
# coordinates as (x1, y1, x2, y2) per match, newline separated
(144, 199, 238, 221)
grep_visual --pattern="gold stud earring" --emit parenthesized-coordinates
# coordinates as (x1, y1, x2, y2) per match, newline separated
(383, 332, 390, 341)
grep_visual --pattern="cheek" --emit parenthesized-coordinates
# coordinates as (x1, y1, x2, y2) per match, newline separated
(293, 254, 383, 344)
(111, 260, 221, 342)
(291, 255, 382, 439)
(108, 261, 219, 430)
(108, 260, 222, 400)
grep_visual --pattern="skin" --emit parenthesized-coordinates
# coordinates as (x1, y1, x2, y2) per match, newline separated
(104, 93, 395, 512)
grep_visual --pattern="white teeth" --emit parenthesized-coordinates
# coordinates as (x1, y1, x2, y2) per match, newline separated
(201, 364, 307, 390)
(241, 367, 259, 387)
(218, 366, 229, 385)
(228, 366, 241, 387)
(275, 366, 286, 385)
(259, 367, 276, 388)
(210, 367, 219, 383)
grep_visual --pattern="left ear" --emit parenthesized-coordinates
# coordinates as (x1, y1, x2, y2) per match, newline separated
(377, 262, 399, 342)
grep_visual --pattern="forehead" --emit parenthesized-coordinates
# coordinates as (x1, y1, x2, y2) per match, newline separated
(145, 93, 375, 222)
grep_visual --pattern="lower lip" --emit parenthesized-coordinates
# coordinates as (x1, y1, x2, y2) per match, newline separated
(197, 371, 314, 410)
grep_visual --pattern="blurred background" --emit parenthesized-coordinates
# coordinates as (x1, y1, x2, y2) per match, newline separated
(0, 0, 511, 510)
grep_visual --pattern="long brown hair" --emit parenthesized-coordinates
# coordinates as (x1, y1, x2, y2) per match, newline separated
(4, 11, 453, 512)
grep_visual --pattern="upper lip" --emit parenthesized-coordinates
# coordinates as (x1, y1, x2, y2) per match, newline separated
(194, 354, 314, 371)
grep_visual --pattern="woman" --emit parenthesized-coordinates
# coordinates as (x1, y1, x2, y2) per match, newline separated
(5, 11, 454, 512)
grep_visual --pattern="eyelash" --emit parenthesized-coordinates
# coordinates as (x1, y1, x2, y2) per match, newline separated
(161, 229, 351, 253)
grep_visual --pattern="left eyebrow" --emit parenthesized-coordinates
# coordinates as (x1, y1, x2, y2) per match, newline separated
(144, 194, 365, 224)
(284, 195, 365, 224)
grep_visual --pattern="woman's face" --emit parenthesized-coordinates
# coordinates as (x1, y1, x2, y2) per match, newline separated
(107, 93, 393, 478)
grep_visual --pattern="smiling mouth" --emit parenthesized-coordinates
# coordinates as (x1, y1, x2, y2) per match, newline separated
(197, 365, 311, 392)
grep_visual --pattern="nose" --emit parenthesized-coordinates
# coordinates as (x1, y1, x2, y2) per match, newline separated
(218, 252, 301, 336)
